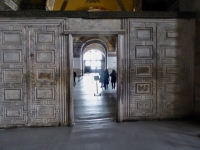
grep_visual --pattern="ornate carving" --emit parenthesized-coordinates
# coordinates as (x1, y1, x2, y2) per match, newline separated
(30, 72, 35, 85)
(68, 18, 121, 30)
(137, 67, 150, 75)
(38, 73, 51, 79)
(138, 85, 148, 92)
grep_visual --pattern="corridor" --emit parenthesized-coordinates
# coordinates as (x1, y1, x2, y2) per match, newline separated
(74, 73, 117, 124)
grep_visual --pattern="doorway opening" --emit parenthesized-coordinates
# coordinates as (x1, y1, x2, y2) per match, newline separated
(72, 36, 118, 124)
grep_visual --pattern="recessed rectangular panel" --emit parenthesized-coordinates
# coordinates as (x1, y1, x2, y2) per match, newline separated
(3, 32, 21, 44)
(36, 106, 55, 118)
(137, 29, 151, 40)
(6, 108, 21, 117)
(164, 101, 180, 111)
(36, 51, 54, 63)
(36, 88, 54, 100)
(164, 83, 181, 93)
(164, 46, 181, 58)
(4, 89, 22, 100)
(166, 67, 180, 74)
(3, 69, 22, 83)
(166, 30, 180, 39)
(136, 65, 151, 76)
(135, 83, 152, 94)
(135, 46, 152, 58)
(135, 100, 152, 111)
(36, 69, 54, 81)
(37, 33, 54, 44)
(3, 50, 22, 63)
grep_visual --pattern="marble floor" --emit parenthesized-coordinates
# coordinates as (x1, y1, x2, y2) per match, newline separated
(74, 73, 117, 124)
(1, 74, 200, 150)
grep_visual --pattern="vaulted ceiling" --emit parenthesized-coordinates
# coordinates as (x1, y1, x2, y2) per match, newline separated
(11, 0, 179, 11)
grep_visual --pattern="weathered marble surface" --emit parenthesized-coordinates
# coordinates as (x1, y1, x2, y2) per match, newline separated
(0, 17, 195, 128)
(68, 18, 121, 30)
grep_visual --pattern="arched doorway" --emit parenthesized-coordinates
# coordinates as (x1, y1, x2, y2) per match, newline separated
(81, 38, 109, 75)
(83, 49, 105, 73)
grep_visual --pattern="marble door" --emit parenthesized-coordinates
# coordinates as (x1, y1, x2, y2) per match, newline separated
(28, 25, 60, 125)
(128, 19, 194, 119)
(129, 21, 157, 118)
(157, 21, 193, 118)
(0, 24, 28, 125)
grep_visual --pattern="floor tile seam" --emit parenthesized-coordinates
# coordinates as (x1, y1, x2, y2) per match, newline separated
(43, 128, 60, 150)
(128, 123, 147, 150)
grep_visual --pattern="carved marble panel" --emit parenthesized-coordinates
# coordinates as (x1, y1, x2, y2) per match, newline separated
(6, 108, 22, 117)
(137, 29, 152, 40)
(128, 19, 193, 119)
(36, 69, 54, 81)
(3, 106, 27, 124)
(2, 69, 22, 83)
(163, 100, 182, 113)
(135, 46, 152, 58)
(28, 25, 60, 125)
(68, 19, 121, 30)
(135, 100, 153, 112)
(36, 88, 54, 100)
(135, 83, 152, 94)
(36, 32, 55, 44)
(2, 31, 21, 45)
(2, 50, 22, 63)
(36, 51, 55, 63)
(164, 83, 181, 93)
(157, 20, 191, 117)
(129, 20, 157, 118)
(36, 105, 55, 118)
(0, 24, 27, 126)
(4, 89, 22, 101)
(136, 65, 152, 77)
(164, 46, 182, 58)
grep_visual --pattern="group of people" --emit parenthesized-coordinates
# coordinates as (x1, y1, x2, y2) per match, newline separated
(99, 69, 117, 90)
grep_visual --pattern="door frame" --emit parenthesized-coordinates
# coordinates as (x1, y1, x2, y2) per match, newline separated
(64, 30, 125, 125)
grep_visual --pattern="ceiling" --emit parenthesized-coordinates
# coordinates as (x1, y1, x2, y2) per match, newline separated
(12, 0, 179, 11)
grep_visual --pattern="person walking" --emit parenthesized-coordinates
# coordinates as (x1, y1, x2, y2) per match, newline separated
(110, 69, 117, 89)
(99, 69, 104, 88)
(73, 70, 77, 87)
(104, 69, 109, 89)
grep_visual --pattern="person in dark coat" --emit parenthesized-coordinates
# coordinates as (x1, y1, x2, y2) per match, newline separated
(73, 70, 77, 87)
(99, 69, 104, 87)
(104, 69, 109, 89)
(110, 70, 117, 89)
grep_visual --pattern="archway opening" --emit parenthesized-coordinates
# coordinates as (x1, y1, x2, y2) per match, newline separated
(83, 49, 105, 73)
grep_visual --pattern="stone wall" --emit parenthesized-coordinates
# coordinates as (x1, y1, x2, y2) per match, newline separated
(0, 16, 196, 128)
(0, 18, 69, 127)
(124, 19, 195, 120)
